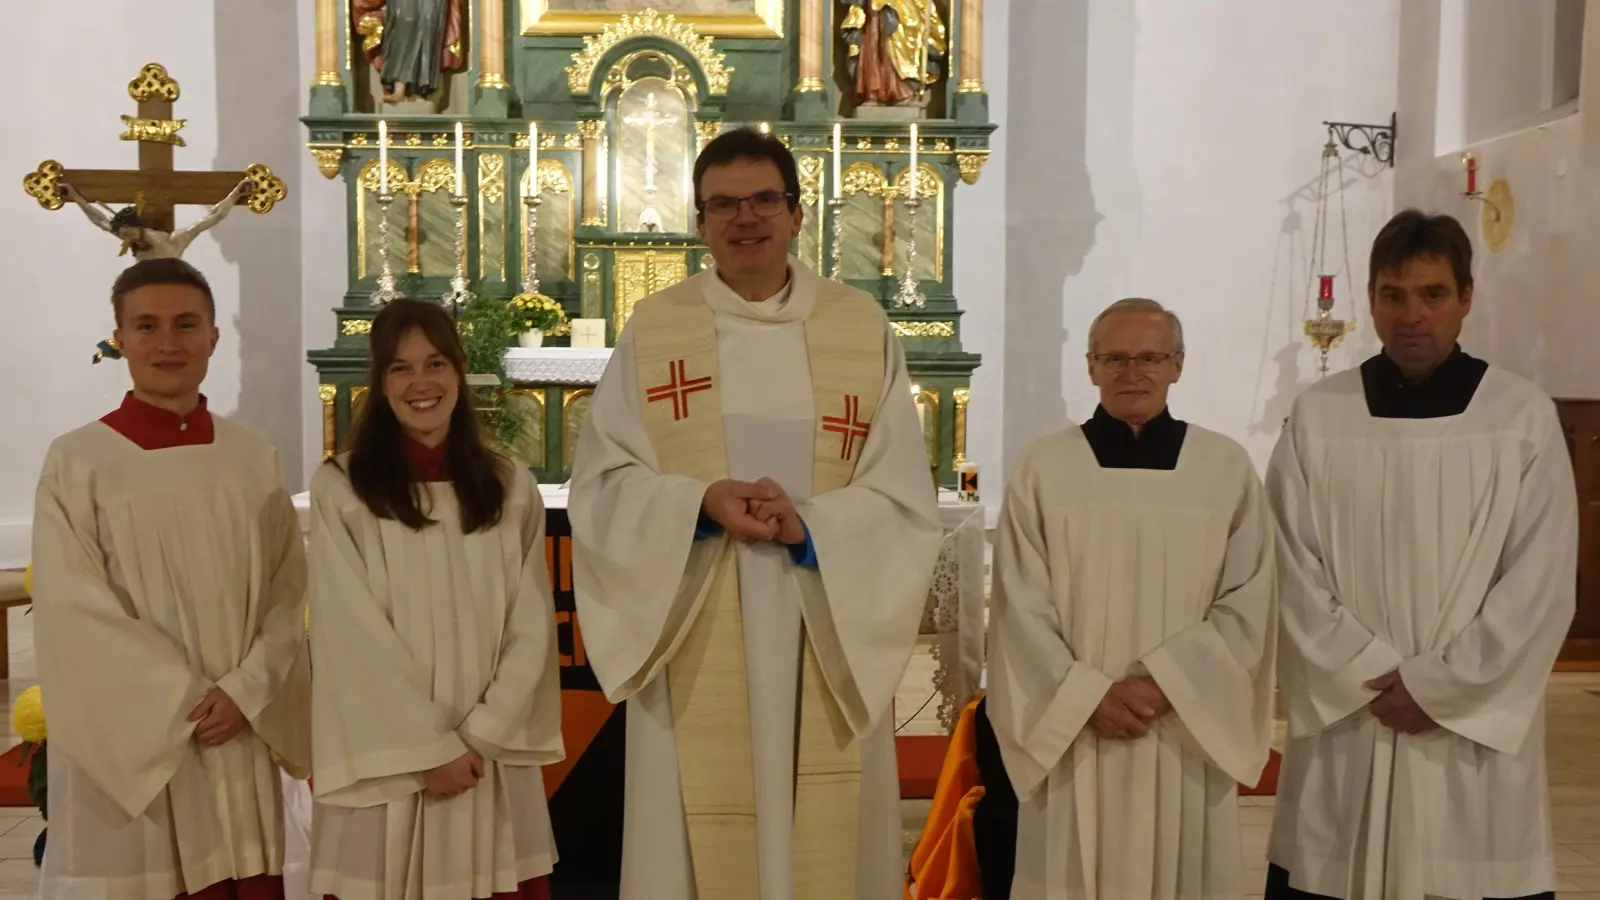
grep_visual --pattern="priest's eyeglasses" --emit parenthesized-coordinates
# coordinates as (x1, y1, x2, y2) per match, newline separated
(697, 190, 797, 221)
(1090, 352, 1181, 370)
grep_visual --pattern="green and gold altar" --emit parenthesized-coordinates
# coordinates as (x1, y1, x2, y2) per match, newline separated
(303, 0, 994, 487)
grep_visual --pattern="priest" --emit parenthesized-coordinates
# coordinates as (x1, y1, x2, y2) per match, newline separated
(986, 297, 1278, 899)
(31, 258, 310, 900)
(568, 128, 944, 900)
(1265, 210, 1576, 900)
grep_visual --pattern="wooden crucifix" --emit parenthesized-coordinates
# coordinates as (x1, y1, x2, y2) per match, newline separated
(21, 63, 287, 258)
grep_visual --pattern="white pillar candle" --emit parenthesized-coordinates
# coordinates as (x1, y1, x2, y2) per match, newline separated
(454, 122, 465, 196)
(529, 121, 539, 185)
(832, 122, 842, 200)
(378, 120, 389, 194)
(908, 122, 919, 200)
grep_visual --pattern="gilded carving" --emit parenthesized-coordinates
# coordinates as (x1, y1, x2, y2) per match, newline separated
(360, 160, 410, 193)
(892, 321, 955, 338)
(310, 147, 344, 179)
(952, 387, 970, 407)
(957, 152, 988, 185)
(565, 10, 733, 96)
(342, 318, 373, 335)
(842, 162, 888, 197)
(797, 156, 824, 207)
(893, 163, 938, 200)
(319, 384, 337, 460)
(696, 120, 722, 149)
(242, 164, 288, 214)
(22, 161, 65, 211)
(537, 158, 574, 194)
(128, 63, 181, 103)
(480, 153, 506, 204)
(318, 384, 338, 404)
(119, 116, 186, 147)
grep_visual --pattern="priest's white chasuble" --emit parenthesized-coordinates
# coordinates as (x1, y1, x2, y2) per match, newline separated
(32, 416, 311, 900)
(570, 260, 943, 900)
(986, 424, 1278, 900)
(1266, 365, 1576, 900)
(307, 461, 563, 900)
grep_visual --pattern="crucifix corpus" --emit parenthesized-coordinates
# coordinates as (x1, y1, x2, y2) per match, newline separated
(21, 63, 287, 260)
(624, 92, 679, 232)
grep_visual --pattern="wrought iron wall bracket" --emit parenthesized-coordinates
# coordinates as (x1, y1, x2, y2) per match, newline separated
(1323, 112, 1396, 167)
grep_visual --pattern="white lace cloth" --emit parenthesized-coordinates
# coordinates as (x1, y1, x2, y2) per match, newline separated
(922, 502, 987, 730)
(502, 347, 613, 384)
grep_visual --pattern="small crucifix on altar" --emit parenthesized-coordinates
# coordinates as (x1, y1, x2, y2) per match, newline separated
(623, 92, 679, 232)
(21, 63, 287, 260)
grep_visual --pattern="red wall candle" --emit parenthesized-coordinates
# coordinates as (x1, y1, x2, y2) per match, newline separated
(1465, 154, 1478, 194)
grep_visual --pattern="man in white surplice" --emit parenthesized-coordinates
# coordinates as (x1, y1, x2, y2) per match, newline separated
(1265, 210, 1577, 900)
(987, 298, 1278, 899)
(568, 128, 943, 900)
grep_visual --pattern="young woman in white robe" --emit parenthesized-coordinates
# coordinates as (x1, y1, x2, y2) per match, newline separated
(307, 298, 564, 900)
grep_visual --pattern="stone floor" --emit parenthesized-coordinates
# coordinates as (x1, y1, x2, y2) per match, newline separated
(7, 605, 1600, 898)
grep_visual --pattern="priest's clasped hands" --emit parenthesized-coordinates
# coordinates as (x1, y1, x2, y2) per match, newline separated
(1364, 670, 1438, 734)
(1089, 676, 1173, 741)
(188, 688, 246, 747)
(703, 477, 807, 546)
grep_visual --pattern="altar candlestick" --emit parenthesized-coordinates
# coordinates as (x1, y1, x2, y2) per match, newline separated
(1464, 153, 1478, 194)
(529, 121, 539, 177)
(908, 123, 919, 200)
(378, 120, 389, 194)
(454, 122, 465, 195)
(832, 123, 842, 200)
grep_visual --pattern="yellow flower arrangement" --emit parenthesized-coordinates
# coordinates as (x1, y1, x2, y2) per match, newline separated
(13, 686, 44, 744)
(508, 293, 569, 335)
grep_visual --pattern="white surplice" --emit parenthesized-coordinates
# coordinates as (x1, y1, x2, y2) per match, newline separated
(569, 265, 943, 900)
(986, 424, 1277, 900)
(1265, 366, 1577, 900)
(32, 419, 310, 900)
(306, 461, 563, 900)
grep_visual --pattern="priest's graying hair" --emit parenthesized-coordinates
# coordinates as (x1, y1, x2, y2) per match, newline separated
(1087, 298, 1186, 354)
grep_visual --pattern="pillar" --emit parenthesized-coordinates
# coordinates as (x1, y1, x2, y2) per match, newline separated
(789, 0, 830, 121)
(580, 120, 605, 227)
(952, 0, 988, 123)
(475, 0, 512, 117)
(309, 0, 347, 115)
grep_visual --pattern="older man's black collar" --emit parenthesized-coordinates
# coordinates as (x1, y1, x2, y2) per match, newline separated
(1081, 405, 1187, 469)
(1360, 344, 1487, 419)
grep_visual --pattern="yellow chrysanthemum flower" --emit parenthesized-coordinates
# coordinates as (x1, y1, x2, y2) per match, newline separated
(12, 685, 45, 743)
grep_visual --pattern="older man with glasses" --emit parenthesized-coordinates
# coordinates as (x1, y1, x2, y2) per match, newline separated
(567, 127, 943, 900)
(986, 297, 1279, 899)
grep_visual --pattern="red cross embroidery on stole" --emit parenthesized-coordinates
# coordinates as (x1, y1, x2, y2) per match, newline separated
(646, 359, 713, 421)
(821, 394, 872, 461)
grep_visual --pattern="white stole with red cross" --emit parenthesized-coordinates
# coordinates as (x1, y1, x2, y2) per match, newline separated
(626, 267, 885, 900)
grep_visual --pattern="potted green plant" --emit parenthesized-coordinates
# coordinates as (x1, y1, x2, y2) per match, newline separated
(508, 292, 568, 348)
(456, 296, 532, 450)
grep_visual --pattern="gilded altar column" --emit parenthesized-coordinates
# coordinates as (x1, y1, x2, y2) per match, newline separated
(579, 120, 605, 227)
(308, 0, 347, 115)
(952, 0, 989, 123)
(475, 0, 512, 117)
(790, 0, 830, 121)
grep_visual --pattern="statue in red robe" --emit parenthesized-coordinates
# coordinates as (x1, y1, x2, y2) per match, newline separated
(352, 0, 467, 103)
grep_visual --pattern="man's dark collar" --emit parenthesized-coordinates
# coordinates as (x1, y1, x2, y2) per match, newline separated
(1360, 344, 1488, 419)
(1081, 404, 1187, 469)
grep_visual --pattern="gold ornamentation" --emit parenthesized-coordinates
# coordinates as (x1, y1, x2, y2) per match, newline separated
(564, 10, 733, 96)
(319, 384, 337, 461)
(433, 133, 450, 147)
(795, 76, 825, 92)
(856, 137, 872, 150)
(310, 147, 344, 179)
(536, 158, 574, 194)
(479, 72, 510, 89)
(524, 0, 785, 39)
(313, 71, 343, 87)
(120, 116, 186, 146)
(842, 162, 889, 197)
(578, 119, 604, 141)
(952, 388, 969, 463)
(564, 133, 582, 150)
(957, 152, 988, 185)
(480, 153, 506, 203)
(696, 120, 722, 148)
(613, 249, 688, 333)
(952, 387, 970, 407)
(242, 164, 288, 214)
(22, 160, 65, 211)
(602, 49, 701, 107)
(128, 64, 180, 102)
(360, 161, 409, 193)
(884, 138, 901, 152)
(416, 158, 457, 193)
(351, 133, 369, 146)
(352, 386, 370, 416)
(934, 139, 951, 151)
(318, 384, 337, 403)
(356, 14, 384, 53)
(893, 163, 938, 200)
(956, 78, 985, 94)
(797, 156, 824, 207)
(341, 318, 373, 335)
(892, 321, 955, 338)
(582, 252, 603, 318)
(406, 133, 423, 147)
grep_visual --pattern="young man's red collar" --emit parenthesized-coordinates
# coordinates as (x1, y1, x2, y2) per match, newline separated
(101, 392, 215, 450)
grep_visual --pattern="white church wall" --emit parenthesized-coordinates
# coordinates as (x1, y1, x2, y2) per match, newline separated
(0, 2, 307, 567)
(1395, 0, 1600, 400)
(1004, 0, 1400, 475)
(952, 0, 1008, 520)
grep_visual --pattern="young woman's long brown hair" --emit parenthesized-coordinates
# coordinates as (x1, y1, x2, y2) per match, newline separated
(340, 298, 508, 533)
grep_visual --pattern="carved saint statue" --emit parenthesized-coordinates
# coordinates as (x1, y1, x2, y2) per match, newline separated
(841, 0, 948, 106)
(60, 180, 254, 260)
(352, 0, 468, 103)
